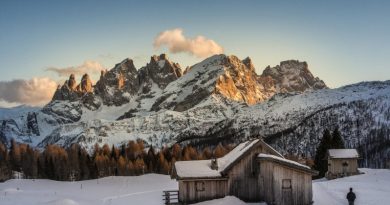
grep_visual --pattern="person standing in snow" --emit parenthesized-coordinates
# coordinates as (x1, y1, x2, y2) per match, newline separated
(346, 187, 356, 205)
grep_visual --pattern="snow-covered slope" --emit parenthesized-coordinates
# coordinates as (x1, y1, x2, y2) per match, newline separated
(0, 105, 40, 120)
(1, 54, 388, 167)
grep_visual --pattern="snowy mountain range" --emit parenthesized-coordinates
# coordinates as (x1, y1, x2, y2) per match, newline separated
(1, 54, 389, 168)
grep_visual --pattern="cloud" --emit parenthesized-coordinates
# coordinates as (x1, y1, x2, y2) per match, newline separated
(45, 60, 105, 77)
(0, 100, 22, 108)
(0, 77, 58, 106)
(153, 28, 224, 58)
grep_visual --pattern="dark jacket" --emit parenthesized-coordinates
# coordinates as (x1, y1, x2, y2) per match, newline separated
(347, 191, 356, 202)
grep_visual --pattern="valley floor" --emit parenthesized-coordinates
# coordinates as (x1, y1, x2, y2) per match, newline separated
(0, 168, 389, 205)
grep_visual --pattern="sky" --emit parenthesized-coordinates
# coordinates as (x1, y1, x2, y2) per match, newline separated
(0, 0, 389, 107)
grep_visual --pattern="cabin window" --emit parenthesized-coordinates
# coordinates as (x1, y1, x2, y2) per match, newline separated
(196, 181, 205, 192)
(282, 179, 292, 189)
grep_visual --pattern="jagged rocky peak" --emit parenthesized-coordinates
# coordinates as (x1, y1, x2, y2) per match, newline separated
(242, 57, 255, 72)
(261, 60, 327, 92)
(78, 73, 93, 93)
(52, 73, 94, 101)
(138, 53, 182, 91)
(68, 74, 77, 90)
(95, 57, 139, 106)
(214, 55, 276, 105)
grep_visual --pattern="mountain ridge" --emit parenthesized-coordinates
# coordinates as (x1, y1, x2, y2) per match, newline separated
(2, 54, 389, 168)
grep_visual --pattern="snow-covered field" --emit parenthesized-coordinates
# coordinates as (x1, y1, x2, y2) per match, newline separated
(0, 169, 389, 205)
(313, 168, 390, 205)
(0, 174, 177, 205)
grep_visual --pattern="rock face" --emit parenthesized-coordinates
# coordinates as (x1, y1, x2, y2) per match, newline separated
(52, 74, 84, 101)
(27, 112, 40, 136)
(215, 56, 276, 105)
(261, 60, 328, 93)
(95, 58, 139, 106)
(78, 74, 93, 93)
(138, 54, 182, 93)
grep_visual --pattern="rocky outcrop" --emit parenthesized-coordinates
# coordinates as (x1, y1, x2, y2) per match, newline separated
(52, 74, 84, 101)
(77, 74, 93, 93)
(95, 58, 139, 106)
(138, 54, 182, 93)
(261, 60, 327, 93)
(215, 55, 276, 105)
(27, 112, 40, 136)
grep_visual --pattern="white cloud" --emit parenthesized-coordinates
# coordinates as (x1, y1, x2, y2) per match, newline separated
(0, 77, 58, 106)
(45, 60, 105, 77)
(153, 28, 224, 58)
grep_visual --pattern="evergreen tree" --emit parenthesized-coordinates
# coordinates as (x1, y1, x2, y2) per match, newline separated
(314, 129, 333, 178)
(332, 128, 345, 149)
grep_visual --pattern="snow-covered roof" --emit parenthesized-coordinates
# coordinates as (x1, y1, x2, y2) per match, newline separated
(174, 139, 260, 179)
(328, 149, 359, 159)
(258, 153, 311, 171)
(174, 160, 221, 179)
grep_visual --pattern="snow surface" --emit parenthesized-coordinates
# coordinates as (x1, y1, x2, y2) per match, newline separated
(0, 105, 39, 120)
(192, 196, 266, 205)
(175, 140, 260, 178)
(328, 149, 359, 159)
(313, 168, 390, 205)
(258, 153, 310, 169)
(0, 174, 177, 205)
(0, 169, 389, 205)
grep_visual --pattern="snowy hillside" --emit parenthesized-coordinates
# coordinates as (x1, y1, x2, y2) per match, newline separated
(0, 105, 40, 120)
(0, 169, 388, 205)
(1, 54, 389, 167)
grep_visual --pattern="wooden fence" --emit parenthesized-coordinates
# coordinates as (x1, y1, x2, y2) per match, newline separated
(163, 190, 180, 205)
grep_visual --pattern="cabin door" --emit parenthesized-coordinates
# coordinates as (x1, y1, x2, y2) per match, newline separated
(281, 179, 292, 205)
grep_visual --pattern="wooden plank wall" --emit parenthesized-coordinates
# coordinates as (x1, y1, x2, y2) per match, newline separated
(259, 161, 313, 205)
(178, 179, 228, 204)
(328, 158, 358, 175)
(226, 145, 264, 201)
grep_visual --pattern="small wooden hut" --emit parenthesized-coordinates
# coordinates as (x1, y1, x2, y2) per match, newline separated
(171, 139, 317, 204)
(326, 149, 359, 179)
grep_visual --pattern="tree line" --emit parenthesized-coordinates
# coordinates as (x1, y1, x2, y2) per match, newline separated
(0, 139, 232, 181)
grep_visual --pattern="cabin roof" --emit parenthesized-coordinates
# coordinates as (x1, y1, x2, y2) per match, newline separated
(174, 139, 262, 179)
(257, 153, 316, 175)
(328, 149, 359, 159)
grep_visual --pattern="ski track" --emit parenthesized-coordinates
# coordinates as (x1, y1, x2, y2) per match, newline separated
(102, 189, 163, 203)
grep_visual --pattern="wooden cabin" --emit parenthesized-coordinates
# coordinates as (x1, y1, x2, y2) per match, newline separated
(326, 149, 359, 179)
(171, 139, 317, 205)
